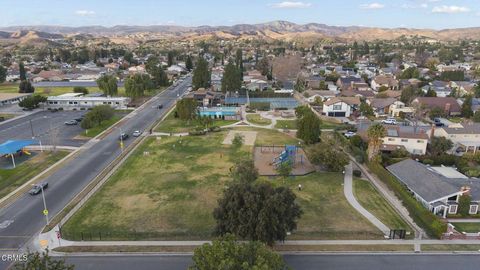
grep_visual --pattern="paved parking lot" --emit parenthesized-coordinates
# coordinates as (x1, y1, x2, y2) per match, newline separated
(0, 110, 88, 147)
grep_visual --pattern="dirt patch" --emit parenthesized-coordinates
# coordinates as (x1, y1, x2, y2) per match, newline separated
(222, 130, 257, 146)
(253, 146, 316, 176)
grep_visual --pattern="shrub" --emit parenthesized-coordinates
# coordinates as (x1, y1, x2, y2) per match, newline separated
(73, 86, 89, 95)
(353, 169, 362, 177)
(232, 134, 244, 148)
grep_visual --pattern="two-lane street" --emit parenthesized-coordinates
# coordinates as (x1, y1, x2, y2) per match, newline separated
(57, 253, 480, 270)
(0, 77, 192, 253)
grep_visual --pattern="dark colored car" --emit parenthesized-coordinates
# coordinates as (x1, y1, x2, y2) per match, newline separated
(29, 182, 48, 195)
(50, 108, 59, 113)
(157, 104, 163, 109)
(119, 133, 129, 141)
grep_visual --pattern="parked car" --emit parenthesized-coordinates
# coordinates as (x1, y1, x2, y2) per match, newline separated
(50, 108, 59, 113)
(74, 116, 84, 122)
(344, 131, 356, 138)
(29, 182, 48, 195)
(64, 120, 78, 125)
(157, 104, 163, 109)
(434, 118, 445, 127)
(381, 118, 397, 125)
(119, 133, 129, 141)
(132, 130, 141, 137)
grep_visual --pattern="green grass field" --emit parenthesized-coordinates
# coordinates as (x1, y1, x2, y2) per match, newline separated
(0, 151, 68, 199)
(246, 114, 272, 126)
(83, 115, 124, 138)
(62, 127, 386, 240)
(62, 131, 251, 240)
(0, 83, 128, 97)
(451, 223, 480, 233)
(353, 178, 411, 231)
(275, 120, 297, 129)
(155, 111, 238, 133)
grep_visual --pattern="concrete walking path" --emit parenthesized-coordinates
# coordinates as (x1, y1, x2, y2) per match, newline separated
(343, 163, 390, 236)
(446, 219, 480, 223)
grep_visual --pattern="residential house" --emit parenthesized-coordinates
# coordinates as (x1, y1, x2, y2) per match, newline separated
(450, 81, 477, 96)
(336, 76, 363, 91)
(367, 98, 397, 117)
(358, 124, 428, 155)
(387, 159, 480, 218)
(371, 75, 399, 91)
(412, 97, 461, 117)
(305, 90, 338, 103)
(322, 96, 360, 117)
(389, 100, 414, 117)
(422, 81, 453, 97)
(186, 88, 224, 107)
(33, 70, 65, 82)
(433, 122, 480, 154)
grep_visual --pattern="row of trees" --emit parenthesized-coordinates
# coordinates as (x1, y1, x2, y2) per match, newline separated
(80, 105, 115, 130)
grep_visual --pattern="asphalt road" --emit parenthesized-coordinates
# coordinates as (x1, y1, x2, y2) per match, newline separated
(0, 76, 192, 252)
(0, 110, 87, 147)
(38, 254, 480, 270)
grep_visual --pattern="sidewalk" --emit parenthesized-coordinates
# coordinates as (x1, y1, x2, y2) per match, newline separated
(446, 219, 480, 223)
(343, 163, 390, 236)
(348, 155, 424, 239)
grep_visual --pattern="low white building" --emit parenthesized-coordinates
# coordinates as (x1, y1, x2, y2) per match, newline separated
(47, 93, 130, 110)
(0, 93, 32, 106)
(322, 97, 360, 117)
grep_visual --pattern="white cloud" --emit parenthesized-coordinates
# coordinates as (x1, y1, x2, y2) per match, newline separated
(360, 3, 385, 9)
(75, 10, 95, 16)
(270, 1, 312, 9)
(432, 5, 470, 14)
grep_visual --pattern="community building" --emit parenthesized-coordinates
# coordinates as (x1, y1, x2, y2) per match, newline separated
(0, 93, 32, 106)
(46, 93, 130, 110)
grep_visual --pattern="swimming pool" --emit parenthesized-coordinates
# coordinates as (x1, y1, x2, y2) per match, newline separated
(198, 107, 239, 117)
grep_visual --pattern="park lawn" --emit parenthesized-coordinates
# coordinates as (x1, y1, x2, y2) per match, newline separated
(155, 111, 238, 133)
(451, 223, 480, 233)
(0, 151, 68, 199)
(275, 120, 297, 130)
(234, 126, 300, 146)
(246, 114, 272, 126)
(353, 178, 411, 232)
(0, 114, 15, 120)
(320, 121, 342, 129)
(260, 173, 384, 240)
(0, 83, 128, 97)
(83, 115, 123, 138)
(61, 131, 252, 240)
(0, 83, 19, 93)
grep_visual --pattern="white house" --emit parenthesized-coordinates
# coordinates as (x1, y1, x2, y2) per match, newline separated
(322, 97, 360, 117)
(433, 123, 480, 154)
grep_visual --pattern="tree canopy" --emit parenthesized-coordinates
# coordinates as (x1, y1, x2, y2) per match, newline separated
(192, 58, 211, 90)
(176, 98, 198, 120)
(308, 140, 349, 172)
(221, 61, 242, 93)
(0, 65, 6, 83)
(96, 75, 118, 96)
(190, 235, 286, 270)
(296, 108, 321, 144)
(367, 123, 386, 161)
(214, 181, 302, 246)
(125, 74, 153, 99)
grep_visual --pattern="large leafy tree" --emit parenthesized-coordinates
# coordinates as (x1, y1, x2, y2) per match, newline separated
(221, 61, 242, 93)
(428, 137, 453, 156)
(19, 61, 26, 81)
(125, 74, 153, 99)
(96, 75, 118, 96)
(192, 58, 211, 89)
(256, 57, 270, 76)
(0, 65, 6, 83)
(214, 181, 302, 246)
(367, 123, 386, 161)
(230, 158, 258, 183)
(190, 235, 287, 270)
(146, 56, 169, 87)
(176, 98, 198, 120)
(186, 55, 193, 71)
(296, 110, 321, 144)
(308, 140, 349, 172)
(461, 95, 473, 118)
(18, 95, 46, 109)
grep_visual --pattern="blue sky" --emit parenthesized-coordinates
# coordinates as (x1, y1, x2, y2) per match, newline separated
(0, 0, 479, 29)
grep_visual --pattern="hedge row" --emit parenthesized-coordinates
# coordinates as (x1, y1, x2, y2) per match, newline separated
(368, 162, 447, 239)
(249, 102, 270, 111)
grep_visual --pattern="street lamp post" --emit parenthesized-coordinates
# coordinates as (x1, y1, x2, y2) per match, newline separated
(41, 185, 49, 225)
(115, 127, 124, 151)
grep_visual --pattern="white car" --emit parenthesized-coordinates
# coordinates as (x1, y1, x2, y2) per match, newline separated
(381, 118, 397, 125)
(344, 131, 356, 138)
(132, 130, 142, 137)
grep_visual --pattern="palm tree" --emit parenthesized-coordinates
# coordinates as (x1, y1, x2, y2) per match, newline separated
(367, 123, 386, 161)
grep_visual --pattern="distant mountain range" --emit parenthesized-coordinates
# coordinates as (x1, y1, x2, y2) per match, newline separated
(1, 21, 480, 43)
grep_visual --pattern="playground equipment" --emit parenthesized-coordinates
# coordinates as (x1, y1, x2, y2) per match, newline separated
(272, 145, 297, 168)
